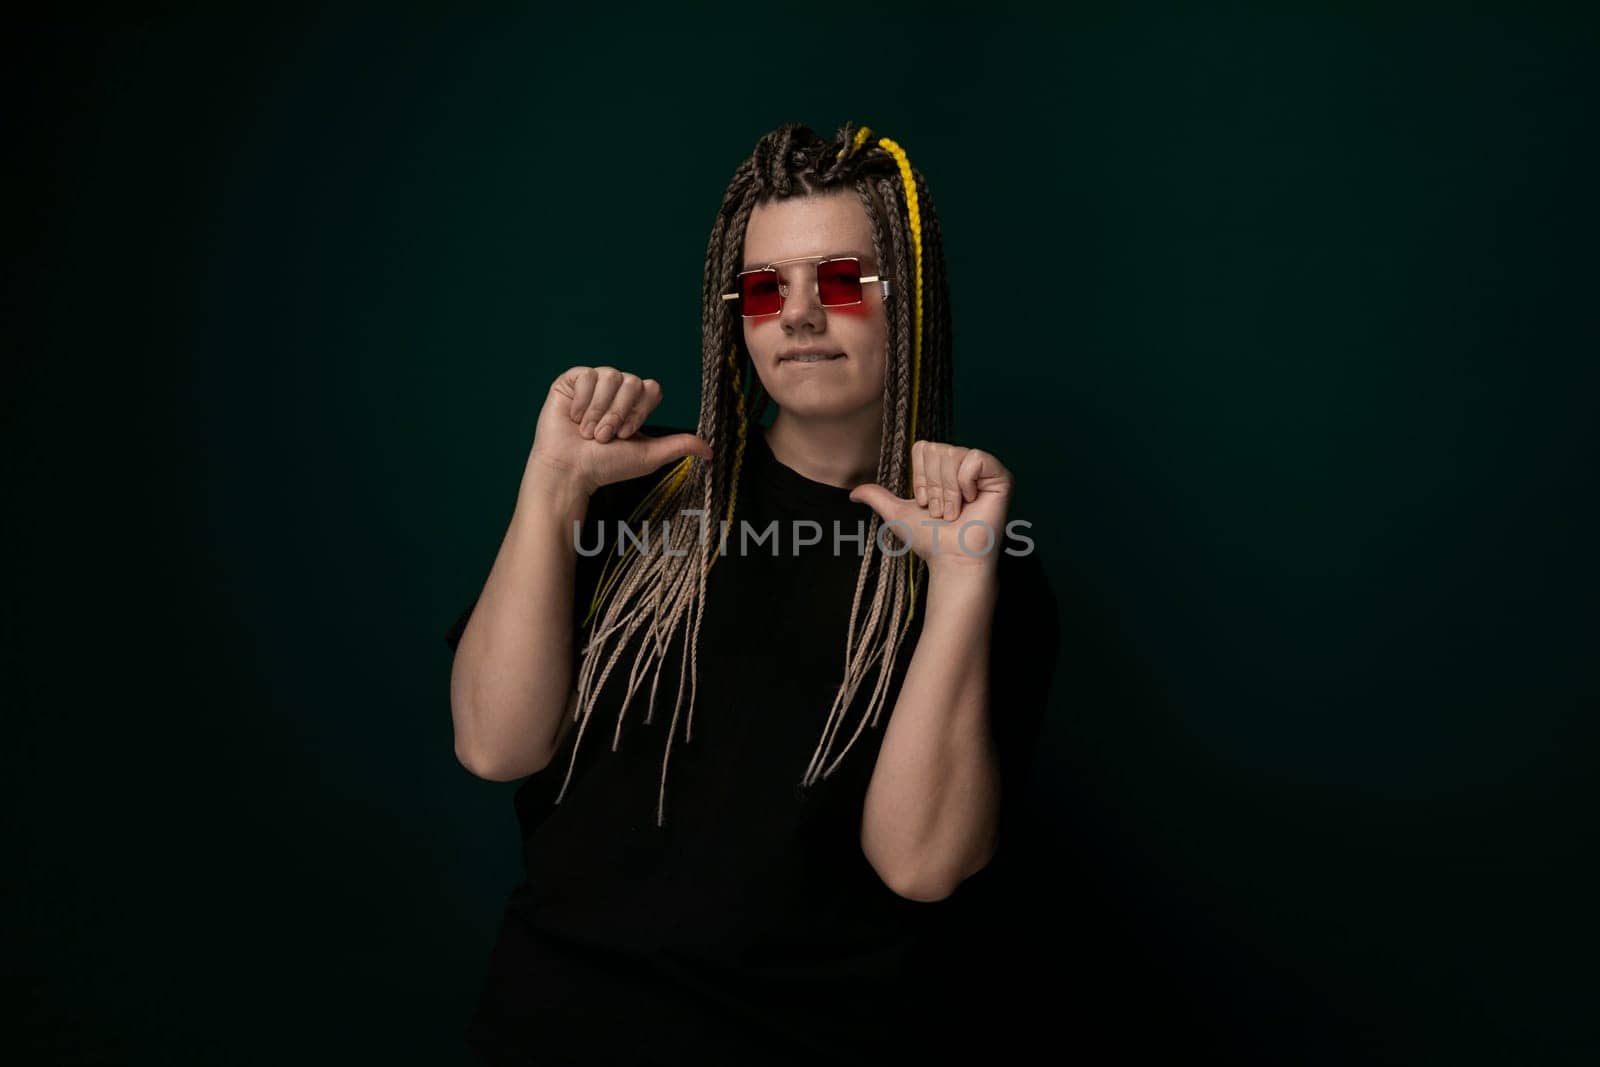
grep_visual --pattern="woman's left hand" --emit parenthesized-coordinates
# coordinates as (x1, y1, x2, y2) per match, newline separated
(849, 440, 1013, 578)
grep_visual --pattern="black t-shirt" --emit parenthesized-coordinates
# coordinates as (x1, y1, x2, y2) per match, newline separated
(445, 423, 1059, 1066)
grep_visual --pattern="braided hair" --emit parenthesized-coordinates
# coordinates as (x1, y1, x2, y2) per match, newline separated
(555, 122, 955, 826)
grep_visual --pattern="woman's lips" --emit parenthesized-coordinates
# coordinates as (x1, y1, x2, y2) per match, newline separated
(780, 352, 845, 364)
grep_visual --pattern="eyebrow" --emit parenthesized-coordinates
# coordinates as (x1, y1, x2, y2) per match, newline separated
(739, 250, 876, 271)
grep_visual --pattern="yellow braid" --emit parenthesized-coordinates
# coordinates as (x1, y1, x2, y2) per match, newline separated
(836, 125, 873, 161)
(875, 135, 925, 624)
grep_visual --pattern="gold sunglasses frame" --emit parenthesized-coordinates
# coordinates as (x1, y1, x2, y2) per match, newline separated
(720, 255, 892, 318)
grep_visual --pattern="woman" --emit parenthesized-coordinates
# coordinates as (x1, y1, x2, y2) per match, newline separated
(446, 121, 1059, 1065)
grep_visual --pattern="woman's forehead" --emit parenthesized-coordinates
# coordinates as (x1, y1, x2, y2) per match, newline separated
(742, 193, 875, 268)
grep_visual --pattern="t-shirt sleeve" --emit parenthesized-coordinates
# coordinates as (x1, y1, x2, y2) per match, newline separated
(988, 547, 1061, 802)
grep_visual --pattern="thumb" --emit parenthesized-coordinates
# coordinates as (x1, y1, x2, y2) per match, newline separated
(641, 432, 714, 467)
(848, 482, 910, 522)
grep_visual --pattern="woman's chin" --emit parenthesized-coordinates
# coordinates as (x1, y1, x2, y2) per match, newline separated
(767, 391, 878, 420)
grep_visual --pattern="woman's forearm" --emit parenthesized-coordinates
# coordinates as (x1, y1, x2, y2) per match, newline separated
(449, 457, 590, 781)
(860, 570, 1001, 901)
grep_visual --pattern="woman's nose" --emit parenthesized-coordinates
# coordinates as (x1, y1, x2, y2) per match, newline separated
(778, 271, 825, 329)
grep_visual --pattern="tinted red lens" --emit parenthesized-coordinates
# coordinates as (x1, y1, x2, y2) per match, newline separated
(738, 269, 782, 316)
(817, 259, 864, 305)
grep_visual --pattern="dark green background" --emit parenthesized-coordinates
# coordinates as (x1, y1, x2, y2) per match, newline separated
(8, 5, 1595, 1063)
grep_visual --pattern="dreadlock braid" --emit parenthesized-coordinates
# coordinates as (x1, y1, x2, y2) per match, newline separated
(557, 121, 955, 826)
(798, 169, 925, 785)
(912, 167, 955, 444)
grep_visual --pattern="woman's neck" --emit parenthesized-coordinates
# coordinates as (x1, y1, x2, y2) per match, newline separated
(764, 408, 883, 490)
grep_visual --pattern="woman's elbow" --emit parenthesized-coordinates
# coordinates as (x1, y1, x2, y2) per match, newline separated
(450, 692, 554, 781)
(454, 733, 548, 781)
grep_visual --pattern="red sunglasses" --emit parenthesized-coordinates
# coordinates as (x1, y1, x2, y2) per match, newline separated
(721, 255, 892, 318)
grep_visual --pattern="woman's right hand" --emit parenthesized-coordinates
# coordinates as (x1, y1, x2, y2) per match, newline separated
(526, 365, 714, 498)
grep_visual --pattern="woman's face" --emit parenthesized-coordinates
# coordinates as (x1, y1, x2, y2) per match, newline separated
(740, 191, 889, 421)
